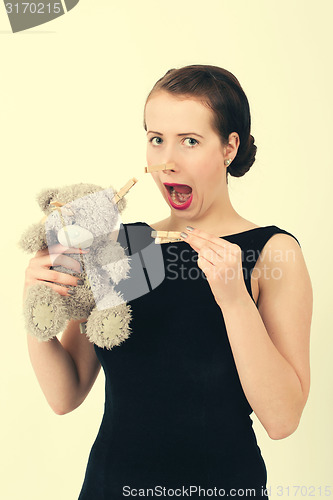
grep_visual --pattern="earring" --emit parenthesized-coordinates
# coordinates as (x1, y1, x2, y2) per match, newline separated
(224, 159, 232, 166)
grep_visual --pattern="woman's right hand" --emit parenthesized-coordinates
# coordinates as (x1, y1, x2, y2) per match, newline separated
(24, 244, 89, 299)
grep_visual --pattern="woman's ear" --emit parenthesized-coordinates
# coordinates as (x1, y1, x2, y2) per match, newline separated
(224, 132, 240, 160)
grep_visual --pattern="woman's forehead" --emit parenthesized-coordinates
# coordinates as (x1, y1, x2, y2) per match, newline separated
(145, 91, 214, 132)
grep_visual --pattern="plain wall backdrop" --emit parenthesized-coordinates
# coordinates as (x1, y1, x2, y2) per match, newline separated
(0, 1, 332, 498)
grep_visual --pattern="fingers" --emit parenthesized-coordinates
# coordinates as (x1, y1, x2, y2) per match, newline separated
(32, 253, 83, 274)
(25, 245, 87, 298)
(35, 243, 89, 257)
(181, 227, 230, 248)
(26, 266, 80, 287)
(179, 227, 243, 271)
(49, 254, 83, 274)
(181, 235, 225, 260)
(180, 227, 241, 256)
(27, 279, 74, 297)
(36, 244, 89, 257)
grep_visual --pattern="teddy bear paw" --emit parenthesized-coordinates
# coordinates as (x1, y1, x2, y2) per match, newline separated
(24, 284, 68, 340)
(85, 303, 133, 349)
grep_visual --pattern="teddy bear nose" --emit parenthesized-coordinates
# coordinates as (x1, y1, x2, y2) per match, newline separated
(57, 225, 94, 249)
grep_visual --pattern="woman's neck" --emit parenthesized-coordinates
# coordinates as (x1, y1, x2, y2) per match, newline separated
(156, 193, 255, 235)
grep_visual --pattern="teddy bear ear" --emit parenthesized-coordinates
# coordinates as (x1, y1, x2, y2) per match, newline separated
(36, 188, 59, 212)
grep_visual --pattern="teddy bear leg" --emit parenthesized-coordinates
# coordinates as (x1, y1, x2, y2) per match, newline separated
(85, 303, 133, 349)
(24, 284, 69, 341)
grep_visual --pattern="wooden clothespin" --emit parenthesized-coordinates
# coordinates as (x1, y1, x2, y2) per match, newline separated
(144, 163, 174, 174)
(151, 230, 183, 244)
(113, 178, 138, 204)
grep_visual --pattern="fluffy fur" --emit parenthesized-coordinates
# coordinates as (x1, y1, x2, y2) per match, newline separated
(19, 183, 133, 349)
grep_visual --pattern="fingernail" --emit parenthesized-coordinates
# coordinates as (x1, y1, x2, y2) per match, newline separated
(77, 280, 84, 285)
(67, 288, 75, 295)
(185, 226, 195, 231)
(180, 232, 188, 239)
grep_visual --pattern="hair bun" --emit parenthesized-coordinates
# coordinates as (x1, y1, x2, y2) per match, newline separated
(228, 134, 257, 177)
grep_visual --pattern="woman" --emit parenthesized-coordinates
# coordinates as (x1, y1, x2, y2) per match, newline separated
(24, 65, 313, 498)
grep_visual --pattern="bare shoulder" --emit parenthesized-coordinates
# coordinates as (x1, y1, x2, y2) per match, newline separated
(255, 233, 307, 287)
(256, 232, 304, 274)
(255, 231, 313, 311)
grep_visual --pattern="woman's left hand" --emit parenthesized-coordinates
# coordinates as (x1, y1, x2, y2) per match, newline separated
(180, 226, 248, 307)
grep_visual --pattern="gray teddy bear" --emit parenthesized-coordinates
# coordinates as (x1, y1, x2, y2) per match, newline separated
(19, 183, 133, 350)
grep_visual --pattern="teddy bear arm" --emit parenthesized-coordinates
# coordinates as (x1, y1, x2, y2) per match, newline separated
(94, 241, 131, 285)
(18, 222, 48, 253)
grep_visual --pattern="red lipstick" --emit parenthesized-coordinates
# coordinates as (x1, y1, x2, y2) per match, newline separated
(164, 183, 193, 210)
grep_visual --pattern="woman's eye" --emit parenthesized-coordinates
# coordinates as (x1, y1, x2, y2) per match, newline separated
(183, 137, 198, 147)
(150, 136, 163, 146)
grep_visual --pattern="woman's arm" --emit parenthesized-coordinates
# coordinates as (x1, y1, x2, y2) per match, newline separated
(27, 319, 101, 415)
(25, 246, 101, 415)
(180, 227, 312, 440)
(219, 233, 312, 439)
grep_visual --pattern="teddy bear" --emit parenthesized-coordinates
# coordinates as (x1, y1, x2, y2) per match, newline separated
(19, 183, 134, 350)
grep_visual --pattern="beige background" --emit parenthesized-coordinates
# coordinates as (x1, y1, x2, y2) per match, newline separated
(0, 0, 332, 498)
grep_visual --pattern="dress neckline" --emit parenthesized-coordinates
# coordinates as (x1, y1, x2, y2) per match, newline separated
(142, 222, 275, 240)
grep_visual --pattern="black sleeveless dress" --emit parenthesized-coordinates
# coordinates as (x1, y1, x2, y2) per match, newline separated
(78, 222, 300, 499)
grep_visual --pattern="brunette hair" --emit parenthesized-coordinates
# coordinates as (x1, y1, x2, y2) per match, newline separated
(144, 65, 257, 178)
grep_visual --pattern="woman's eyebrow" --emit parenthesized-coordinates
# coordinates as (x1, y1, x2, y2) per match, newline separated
(146, 131, 204, 138)
(177, 133, 204, 138)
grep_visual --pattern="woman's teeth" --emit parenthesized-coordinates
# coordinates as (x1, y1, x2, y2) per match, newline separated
(170, 186, 192, 204)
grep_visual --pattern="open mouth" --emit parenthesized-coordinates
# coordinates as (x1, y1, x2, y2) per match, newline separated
(164, 183, 193, 205)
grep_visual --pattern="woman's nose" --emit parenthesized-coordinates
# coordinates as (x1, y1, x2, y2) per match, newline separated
(163, 153, 179, 173)
(163, 163, 176, 174)
(161, 143, 179, 168)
